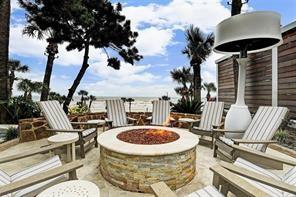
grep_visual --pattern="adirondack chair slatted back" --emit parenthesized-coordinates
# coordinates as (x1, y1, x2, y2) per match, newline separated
(38, 101, 73, 131)
(106, 100, 127, 127)
(151, 100, 170, 125)
(242, 106, 288, 152)
(199, 102, 224, 130)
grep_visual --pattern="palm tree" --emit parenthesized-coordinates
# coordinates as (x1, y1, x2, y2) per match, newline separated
(18, 11, 60, 101)
(170, 66, 193, 100)
(17, 79, 42, 100)
(203, 82, 217, 101)
(0, 0, 10, 122)
(7, 59, 29, 98)
(159, 95, 170, 101)
(183, 25, 214, 101)
(77, 90, 89, 106)
(88, 95, 96, 111)
(126, 98, 134, 112)
(17, 79, 30, 99)
(48, 91, 66, 104)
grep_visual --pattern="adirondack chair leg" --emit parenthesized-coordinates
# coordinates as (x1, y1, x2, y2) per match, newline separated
(69, 169, 78, 180)
(213, 142, 218, 157)
(94, 135, 98, 148)
(211, 134, 214, 149)
(78, 133, 85, 159)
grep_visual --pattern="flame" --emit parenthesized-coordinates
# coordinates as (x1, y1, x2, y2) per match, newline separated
(145, 129, 171, 137)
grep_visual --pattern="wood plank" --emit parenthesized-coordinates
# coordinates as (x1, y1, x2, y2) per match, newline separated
(150, 182, 177, 197)
(0, 161, 83, 196)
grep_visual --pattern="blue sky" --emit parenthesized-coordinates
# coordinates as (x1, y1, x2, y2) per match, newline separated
(10, 0, 296, 98)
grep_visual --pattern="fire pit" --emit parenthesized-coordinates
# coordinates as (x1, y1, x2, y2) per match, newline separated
(117, 128, 180, 144)
(98, 126, 199, 193)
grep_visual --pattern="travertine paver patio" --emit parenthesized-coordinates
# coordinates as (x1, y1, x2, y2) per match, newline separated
(0, 128, 294, 197)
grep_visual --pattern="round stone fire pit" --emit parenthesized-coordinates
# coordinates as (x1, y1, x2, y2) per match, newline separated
(98, 126, 199, 193)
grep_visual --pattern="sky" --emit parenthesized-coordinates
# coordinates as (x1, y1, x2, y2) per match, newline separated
(9, 0, 296, 98)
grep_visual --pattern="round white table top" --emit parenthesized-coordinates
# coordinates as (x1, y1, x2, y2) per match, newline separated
(48, 133, 79, 144)
(87, 119, 106, 125)
(178, 118, 200, 123)
(38, 180, 100, 197)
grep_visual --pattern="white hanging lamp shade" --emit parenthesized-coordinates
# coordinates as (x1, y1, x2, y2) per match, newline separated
(214, 11, 282, 55)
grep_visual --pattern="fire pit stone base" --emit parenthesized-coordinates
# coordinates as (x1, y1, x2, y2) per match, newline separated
(100, 147, 196, 193)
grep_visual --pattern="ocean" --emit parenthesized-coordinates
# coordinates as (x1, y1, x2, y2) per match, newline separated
(73, 96, 179, 112)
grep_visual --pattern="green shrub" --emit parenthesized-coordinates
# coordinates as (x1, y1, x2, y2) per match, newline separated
(5, 127, 18, 141)
(274, 129, 288, 142)
(6, 96, 40, 123)
(171, 99, 202, 114)
(69, 104, 88, 115)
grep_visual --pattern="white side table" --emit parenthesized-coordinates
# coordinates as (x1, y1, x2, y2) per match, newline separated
(48, 133, 78, 162)
(37, 180, 100, 197)
(178, 118, 200, 129)
(87, 119, 106, 132)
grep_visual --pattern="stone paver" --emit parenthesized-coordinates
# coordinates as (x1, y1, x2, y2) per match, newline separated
(0, 129, 294, 197)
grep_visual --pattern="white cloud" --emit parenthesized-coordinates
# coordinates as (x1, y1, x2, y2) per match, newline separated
(135, 27, 174, 56)
(123, 0, 230, 32)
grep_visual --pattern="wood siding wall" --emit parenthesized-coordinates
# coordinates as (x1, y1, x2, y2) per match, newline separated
(217, 27, 296, 118)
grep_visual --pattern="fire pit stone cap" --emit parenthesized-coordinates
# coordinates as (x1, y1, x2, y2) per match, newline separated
(97, 126, 199, 156)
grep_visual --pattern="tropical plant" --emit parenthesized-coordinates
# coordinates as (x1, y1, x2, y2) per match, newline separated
(19, 0, 142, 113)
(17, 79, 42, 100)
(0, 0, 10, 123)
(171, 99, 203, 114)
(121, 97, 127, 102)
(7, 59, 29, 98)
(183, 25, 214, 101)
(203, 82, 217, 101)
(48, 91, 66, 104)
(126, 97, 134, 112)
(274, 129, 288, 143)
(170, 66, 193, 100)
(69, 105, 88, 115)
(19, 1, 60, 101)
(5, 126, 18, 141)
(6, 96, 41, 123)
(88, 95, 96, 111)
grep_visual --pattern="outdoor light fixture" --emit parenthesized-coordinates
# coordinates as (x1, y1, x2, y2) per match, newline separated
(214, 11, 282, 138)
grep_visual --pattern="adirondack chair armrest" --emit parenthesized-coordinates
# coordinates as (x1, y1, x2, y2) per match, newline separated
(212, 122, 224, 129)
(213, 129, 245, 134)
(70, 122, 100, 126)
(0, 143, 65, 164)
(232, 139, 277, 145)
(220, 161, 296, 195)
(46, 128, 84, 133)
(169, 117, 175, 121)
(232, 144, 296, 166)
(0, 161, 84, 196)
(146, 116, 152, 120)
(104, 118, 113, 123)
(210, 164, 269, 196)
(150, 182, 177, 197)
(127, 117, 137, 122)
